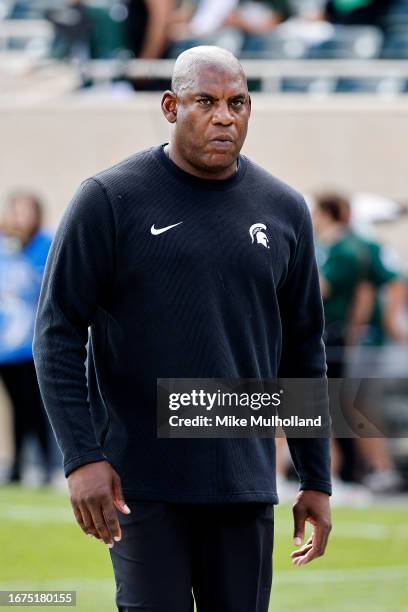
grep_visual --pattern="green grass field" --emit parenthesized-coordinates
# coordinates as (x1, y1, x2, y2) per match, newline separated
(0, 484, 407, 611)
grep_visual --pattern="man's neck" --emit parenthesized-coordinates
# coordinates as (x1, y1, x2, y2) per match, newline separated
(164, 143, 238, 181)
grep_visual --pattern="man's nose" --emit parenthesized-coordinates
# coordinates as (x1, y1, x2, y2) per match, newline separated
(211, 102, 234, 125)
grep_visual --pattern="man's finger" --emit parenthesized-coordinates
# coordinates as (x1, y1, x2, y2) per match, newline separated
(71, 502, 87, 534)
(292, 503, 307, 546)
(291, 544, 313, 560)
(293, 545, 320, 566)
(79, 504, 102, 540)
(292, 530, 326, 566)
(293, 521, 331, 566)
(102, 501, 122, 543)
(88, 502, 114, 546)
(312, 519, 331, 558)
(112, 474, 131, 516)
(290, 536, 313, 558)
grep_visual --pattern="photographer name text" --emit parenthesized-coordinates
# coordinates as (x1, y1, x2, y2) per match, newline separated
(168, 415, 322, 428)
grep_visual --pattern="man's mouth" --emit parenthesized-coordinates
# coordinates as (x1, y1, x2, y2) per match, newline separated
(209, 137, 234, 149)
(210, 136, 233, 143)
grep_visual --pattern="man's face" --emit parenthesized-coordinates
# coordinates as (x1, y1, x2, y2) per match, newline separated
(173, 66, 251, 173)
(9, 197, 39, 240)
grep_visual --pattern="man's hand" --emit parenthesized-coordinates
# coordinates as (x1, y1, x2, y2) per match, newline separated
(290, 490, 332, 566)
(68, 460, 131, 548)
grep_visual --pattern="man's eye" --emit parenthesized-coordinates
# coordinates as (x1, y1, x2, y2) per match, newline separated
(231, 100, 244, 107)
(198, 99, 211, 106)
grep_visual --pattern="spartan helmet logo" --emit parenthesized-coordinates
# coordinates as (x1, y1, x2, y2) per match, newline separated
(249, 223, 269, 249)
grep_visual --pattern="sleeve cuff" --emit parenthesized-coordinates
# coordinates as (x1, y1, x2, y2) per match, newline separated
(64, 448, 106, 478)
(299, 479, 332, 496)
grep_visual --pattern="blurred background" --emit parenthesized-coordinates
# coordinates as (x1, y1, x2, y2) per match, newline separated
(0, 1, 408, 611)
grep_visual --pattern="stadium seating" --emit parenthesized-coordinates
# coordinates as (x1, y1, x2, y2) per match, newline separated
(1, 0, 408, 93)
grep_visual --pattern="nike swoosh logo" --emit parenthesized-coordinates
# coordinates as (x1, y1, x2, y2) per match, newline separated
(150, 222, 183, 235)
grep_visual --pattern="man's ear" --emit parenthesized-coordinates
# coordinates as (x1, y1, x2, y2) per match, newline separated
(248, 94, 252, 117)
(161, 90, 177, 124)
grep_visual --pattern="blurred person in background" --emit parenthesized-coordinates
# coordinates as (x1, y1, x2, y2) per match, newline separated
(168, 0, 293, 58)
(126, 0, 175, 59)
(339, 195, 407, 494)
(47, 0, 174, 62)
(225, 0, 293, 60)
(338, 196, 407, 349)
(0, 193, 53, 486)
(123, 0, 175, 91)
(168, 0, 242, 54)
(321, 0, 391, 25)
(46, 0, 94, 61)
(224, 0, 292, 34)
(312, 192, 370, 378)
(313, 192, 406, 499)
(312, 192, 373, 505)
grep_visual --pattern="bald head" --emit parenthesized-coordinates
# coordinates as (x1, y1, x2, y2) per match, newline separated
(171, 46, 247, 96)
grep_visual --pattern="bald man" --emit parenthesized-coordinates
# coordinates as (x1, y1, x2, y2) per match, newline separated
(33, 46, 332, 612)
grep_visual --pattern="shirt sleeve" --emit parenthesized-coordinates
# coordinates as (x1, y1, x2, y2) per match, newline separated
(32, 178, 116, 478)
(368, 242, 400, 287)
(277, 201, 332, 496)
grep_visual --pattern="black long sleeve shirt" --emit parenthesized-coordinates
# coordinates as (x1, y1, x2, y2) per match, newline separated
(33, 144, 332, 503)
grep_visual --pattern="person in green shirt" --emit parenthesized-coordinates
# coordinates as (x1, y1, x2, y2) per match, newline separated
(313, 190, 407, 375)
(312, 192, 371, 369)
(312, 192, 373, 500)
(340, 195, 406, 493)
(338, 200, 407, 348)
(314, 192, 406, 494)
